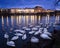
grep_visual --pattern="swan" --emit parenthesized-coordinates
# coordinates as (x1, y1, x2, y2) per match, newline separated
(34, 31, 40, 35)
(14, 29, 25, 34)
(25, 28, 31, 31)
(11, 36, 19, 40)
(43, 28, 48, 32)
(15, 33, 23, 36)
(6, 36, 15, 47)
(32, 27, 38, 31)
(44, 32, 52, 36)
(4, 33, 9, 39)
(14, 29, 21, 32)
(35, 25, 40, 28)
(34, 28, 42, 35)
(28, 24, 33, 28)
(7, 41, 15, 47)
(29, 31, 35, 34)
(43, 28, 52, 36)
(19, 30, 26, 34)
(39, 27, 43, 30)
(22, 34, 27, 40)
(22, 26, 31, 31)
(40, 33, 51, 39)
(31, 36, 39, 43)
(22, 26, 27, 30)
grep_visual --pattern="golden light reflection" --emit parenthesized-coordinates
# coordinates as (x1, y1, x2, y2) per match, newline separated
(38, 15, 41, 23)
(31, 15, 35, 24)
(25, 16, 29, 25)
(19, 16, 22, 24)
(16, 16, 19, 25)
(57, 16, 60, 22)
(47, 15, 50, 23)
(45, 14, 50, 24)
(7, 16, 9, 26)
(11, 16, 14, 26)
(55, 16, 60, 23)
(23, 16, 26, 25)
(34, 15, 37, 24)
(45, 16, 47, 23)
(2, 16, 4, 25)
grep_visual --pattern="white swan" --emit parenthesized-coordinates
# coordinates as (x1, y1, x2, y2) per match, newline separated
(34, 28, 42, 35)
(40, 33, 51, 39)
(43, 28, 48, 32)
(22, 34, 27, 40)
(39, 27, 43, 30)
(7, 41, 15, 47)
(25, 28, 31, 31)
(29, 31, 35, 34)
(14, 29, 25, 34)
(34, 31, 40, 35)
(11, 36, 19, 40)
(4, 33, 9, 39)
(43, 28, 52, 36)
(31, 36, 39, 43)
(32, 27, 38, 31)
(35, 25, 40, 28)
(14, 29, 21, 32)
(28, 24, 33, 28)
(22, 26, 27, 30)
(6, 36, 15, 47)
(19, 30, 26, 34)
(15, 33, 23, 36)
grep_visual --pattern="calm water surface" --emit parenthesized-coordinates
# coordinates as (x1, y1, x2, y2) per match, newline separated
(0, 15, 60, 29)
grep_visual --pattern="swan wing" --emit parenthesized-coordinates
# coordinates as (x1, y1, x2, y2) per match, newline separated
(11, 36, 19, 40)
(7, 41, 15, 47)
(34, 31, 40, 35)
(31, 37, 39, 43)
(22, 34, 27, 40)
(40, 34, 51, 39)
(15, 33, 23, 36)
(4, 34, 9, 38)
(29, 31, 35, 34)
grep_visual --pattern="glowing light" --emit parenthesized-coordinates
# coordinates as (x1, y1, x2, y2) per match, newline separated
(2, 16, 4, 25)
(31, 15, 35, 24)
(11, 16, 14, 26)
(19, 16, 22, 24)
(7, 16, 9, 26)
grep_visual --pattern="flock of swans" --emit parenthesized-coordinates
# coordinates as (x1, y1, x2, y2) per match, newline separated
(4, 23, 54, 47)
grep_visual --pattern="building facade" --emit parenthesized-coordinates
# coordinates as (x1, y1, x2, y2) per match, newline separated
(0, 6, 54, 14)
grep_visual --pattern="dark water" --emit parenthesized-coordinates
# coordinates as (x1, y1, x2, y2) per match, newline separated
(0, 15, 60, 48)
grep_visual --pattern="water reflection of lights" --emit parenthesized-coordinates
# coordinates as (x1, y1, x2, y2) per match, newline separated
(19, 16, 22, 25)
(31, 15, 35, 25)
(55, 16, 60, 23)
(46, 14, 50, 24)
(7, 16, 9, 26)
(47, 15, 50, 23)
(2, 16, 4, 25)
(38, 15, 41, 24)
(16, 16, 19, 25)
(11, 16, 14, 26)
(25, 16, 29, 25)
(1, 15, 60, 29)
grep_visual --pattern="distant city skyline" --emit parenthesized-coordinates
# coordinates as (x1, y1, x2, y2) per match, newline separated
(0, 0, 56, 10)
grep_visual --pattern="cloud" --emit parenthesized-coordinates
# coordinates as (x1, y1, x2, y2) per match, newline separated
(0, 0, 56, 9)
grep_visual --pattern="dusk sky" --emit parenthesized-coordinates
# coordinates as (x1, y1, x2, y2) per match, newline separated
(0, 0, 56, 9)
